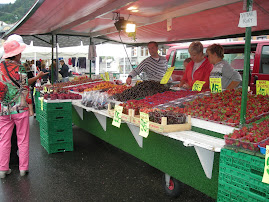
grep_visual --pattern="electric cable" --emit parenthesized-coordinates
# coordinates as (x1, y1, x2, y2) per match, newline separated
(118, 31, 142, 79)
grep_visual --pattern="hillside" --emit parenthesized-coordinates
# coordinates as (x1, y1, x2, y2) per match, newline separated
(0, 0, 36, 24)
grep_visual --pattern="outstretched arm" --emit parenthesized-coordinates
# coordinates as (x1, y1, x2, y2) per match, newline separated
(28, 71, 49, 85)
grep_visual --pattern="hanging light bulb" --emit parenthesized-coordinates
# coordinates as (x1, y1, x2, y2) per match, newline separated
(125, 22, 136, 33)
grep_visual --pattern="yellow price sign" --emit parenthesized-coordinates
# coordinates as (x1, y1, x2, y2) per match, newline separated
(112, 105, 123, 128)
(210, 78, 222, 93)
(100, 74, 106, 81)
(192, 80, 205, 91)
(43, 86, 47, 93)
(40, 97, 44, 111)
(160, 67, 175, 84)
(105, 72, 109, 81)
(33, 87, 36, 96)
(139, 112, 149, 138)
(262, 145, 269, 184)
(256, 80, 269, 96)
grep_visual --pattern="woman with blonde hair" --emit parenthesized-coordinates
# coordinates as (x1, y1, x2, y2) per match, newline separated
(177, 41, 213, 89)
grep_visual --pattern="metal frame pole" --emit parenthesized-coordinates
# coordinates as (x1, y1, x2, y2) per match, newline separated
(89, 37, 92, 78)
(56, 34, 59, 81)
(240, 0, 253, 125)
(51, 34, 54, 83)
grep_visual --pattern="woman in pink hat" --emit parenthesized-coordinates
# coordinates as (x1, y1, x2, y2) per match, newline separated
(0, 40, 47, 178)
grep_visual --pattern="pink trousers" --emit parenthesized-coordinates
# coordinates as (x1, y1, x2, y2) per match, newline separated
(0, 111, 29, 171)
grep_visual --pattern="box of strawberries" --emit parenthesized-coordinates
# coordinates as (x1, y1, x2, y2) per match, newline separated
(224, 118, 269, 154)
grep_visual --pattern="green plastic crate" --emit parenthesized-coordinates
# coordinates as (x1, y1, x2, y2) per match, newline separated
(219, 149, 269, 200)
(217, 192, 230, 202)
(219, 165, 269, 199)
(43, 101, 71, 112)
(220, 149, 264, 176)
(39, 118, 72, 132)
(35, 96, 40, 122)
(39, 109, 72, 122)
(40, 127, 73, 144)
(40, 137, 73, 154)
(218, 181, 266, 202)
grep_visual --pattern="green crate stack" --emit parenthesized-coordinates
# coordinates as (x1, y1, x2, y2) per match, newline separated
(41, 137, 73, 154)
(217, 148, 269, 202)
(39, 101, 73, 154)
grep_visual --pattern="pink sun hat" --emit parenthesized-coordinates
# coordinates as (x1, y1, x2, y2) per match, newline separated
(2, 40, 26, 59)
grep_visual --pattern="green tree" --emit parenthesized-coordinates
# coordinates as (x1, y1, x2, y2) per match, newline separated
(0, 0, 36, 24)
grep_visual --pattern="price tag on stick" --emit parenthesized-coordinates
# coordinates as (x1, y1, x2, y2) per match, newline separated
(160, 67, 175, 84)
(256, 80, 269, 96)
(100, 74, 106, 81)
(139, 112, 149, 138)
(33, 87, 36, 96)
(105, 72, 110, 81)
(210, 78, 222, 93)
(262, 145, 269, 184)
(192, 80, 205, 91)
(112, 105, 123, 128)
(40, 97, 44, 111)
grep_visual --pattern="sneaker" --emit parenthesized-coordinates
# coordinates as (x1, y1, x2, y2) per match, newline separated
(0, 169, 12, 179)
(20, 170, 29, 176)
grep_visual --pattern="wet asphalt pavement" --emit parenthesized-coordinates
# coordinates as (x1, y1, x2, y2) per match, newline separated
(0, 117, 215, 202)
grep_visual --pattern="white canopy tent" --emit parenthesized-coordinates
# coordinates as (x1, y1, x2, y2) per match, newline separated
(19, 43, 131, 76)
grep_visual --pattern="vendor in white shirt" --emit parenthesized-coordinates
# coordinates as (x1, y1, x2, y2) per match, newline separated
(126, 41, 168, 85)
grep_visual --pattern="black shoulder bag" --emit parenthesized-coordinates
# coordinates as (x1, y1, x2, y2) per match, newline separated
(3, 61, 21, 89)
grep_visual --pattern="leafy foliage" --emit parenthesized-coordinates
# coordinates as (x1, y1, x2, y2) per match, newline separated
(0, 0, 36, 24)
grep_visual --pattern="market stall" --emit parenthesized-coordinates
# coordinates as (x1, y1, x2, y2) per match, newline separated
(4, 0, 269, 201)
(33, 78, 269, 200)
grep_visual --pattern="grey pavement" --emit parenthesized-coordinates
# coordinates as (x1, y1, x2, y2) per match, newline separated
(0, 117, 215, 202)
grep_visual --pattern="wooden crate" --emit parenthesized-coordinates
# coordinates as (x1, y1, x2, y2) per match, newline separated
(107, 103, 115, 117)
(107, 103, 133, 122)
(132, 115, 141, 125)
(131, 112, 192, 133)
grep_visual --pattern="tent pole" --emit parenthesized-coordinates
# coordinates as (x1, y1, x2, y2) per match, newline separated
(240, 0, 253, 126)
(89, 37, 92, 78)
(51, 34, 54, 84)
(56, 35, 59, 81)
(34, 52, 37, 76)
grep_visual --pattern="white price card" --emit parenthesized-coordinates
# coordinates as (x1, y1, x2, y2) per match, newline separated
(112, 105, 123, 128)
(40, 97, 44, 111)
(139, 112, 149, 138)
(238, 10, 257, 28)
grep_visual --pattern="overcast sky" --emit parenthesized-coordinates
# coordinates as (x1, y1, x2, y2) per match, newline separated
(0, 0, 16, 4)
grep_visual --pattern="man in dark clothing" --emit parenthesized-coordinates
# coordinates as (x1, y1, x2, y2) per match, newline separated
(41, 63, 49, 83)
(59, 60, 69, 82)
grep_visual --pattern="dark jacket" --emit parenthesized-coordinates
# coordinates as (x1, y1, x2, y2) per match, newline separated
(41, 68, 49, 81)
(59, 63, 69, 78)
(26, 70, 36, 88)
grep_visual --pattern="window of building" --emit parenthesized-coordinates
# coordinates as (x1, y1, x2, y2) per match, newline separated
(131, 47, 137, 57)
(140, 47, 144, 56)
(145, 48, 149, 56)
(161, 48, 167, 56)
